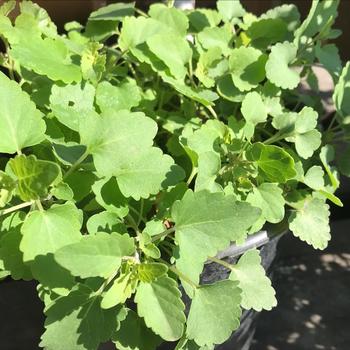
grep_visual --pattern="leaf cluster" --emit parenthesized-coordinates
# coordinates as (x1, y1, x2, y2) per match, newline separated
(0, 0, 348, 349)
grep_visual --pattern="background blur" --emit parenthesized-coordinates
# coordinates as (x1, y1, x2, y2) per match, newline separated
(1, 0, 350, 60)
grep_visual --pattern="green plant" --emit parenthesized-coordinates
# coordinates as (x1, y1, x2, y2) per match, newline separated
(0, 0, 348, 349)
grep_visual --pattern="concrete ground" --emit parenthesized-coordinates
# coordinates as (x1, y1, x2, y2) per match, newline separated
(0, 220, 349, 350)
(251, 220, 350, 350)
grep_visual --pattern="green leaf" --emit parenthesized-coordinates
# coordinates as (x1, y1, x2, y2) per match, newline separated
(137, 262, 168, 283)
(147, 33, 192, 80)
(10, 35, 82, 83)
(319, 145, 339, 189)
(246, 143, 296, 183)
(197, 26, 232, 56)
(81, 42, 106, 84)
(315, 44, 342, 81)
(40, 285, 121, 350)
(30, 253, 75, 295)
(304, 166, 324, 190)
(135, 276, 186, 341)
(81, 111, 176, 199)
(54, 232, 135, 278)
(161, 74, 218, 107)
(50, 83, 96, 132)
(241, 91, 267, 125)
(195, 47, 224, 88)
(89, 2, 135, 21)
(265, 42, 300, 89)
(96, 79, 141, 113)
(20, 202, 82, 262)
(0, 71, 45, 154)
(0, 211, 32, 280)
(92, 178, 129, 218)
(172, 190, 260, 293)
(186, 280, 242, 346)
(333, 61, 350, 121)
(230, 249, 277, 311)
(119, 16, 169, 62)
(246, 183, 285, 223)
(51, 182, 74, 201)
(87, 211, 126, 235)
(195, 151, 222, 193)
(261, 4, 300, 33)
(186, 119, 227, 156)
(149, 3, 189, 37)
(113, 309, 162, 350)
(289, 198, 330, 250)
(0, 171, 16, 207)
(9, 154, 61, 201)
(229, 47, 267, 91)
(294, 0, 339, 43)
(0, 0, 16, 16)
(246, 18, 288, 49)
(217, 0, 245, 22)
(272, 107, 322, 159)
(101, 270, 136, 309)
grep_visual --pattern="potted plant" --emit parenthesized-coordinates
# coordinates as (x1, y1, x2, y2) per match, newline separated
(0, 0, 349, 349)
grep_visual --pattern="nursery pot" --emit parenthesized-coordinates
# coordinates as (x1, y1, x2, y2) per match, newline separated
(158, 229, 284, 350)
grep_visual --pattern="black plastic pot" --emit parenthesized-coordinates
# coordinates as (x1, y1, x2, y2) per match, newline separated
(158, 229, 284, 350)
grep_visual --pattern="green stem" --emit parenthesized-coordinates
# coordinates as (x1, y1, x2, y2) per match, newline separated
(0, 201, 34, 216)
(63, 150, 89, 180)
(151, 227, 176, 242)
(95, 269, 119, 296)
(126, 214, 139, 234)
(208, 256, 234, 270)
(285, 201, 300, 210)
(159, 258, 199, 289)
(207, 105, 218, 120)
(135, 8, 149, 17)
(263, 132, 287, 145)
(137, 199, 144, 226)
(186, 167, 198, 186)
(35, 200, 44, 212)
(129, 205, 146, 225)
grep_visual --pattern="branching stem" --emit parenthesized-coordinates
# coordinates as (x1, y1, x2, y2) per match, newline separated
(63, 150, 90, 180)
(0, 201, 33, 216)
(151, 227, 176, 242)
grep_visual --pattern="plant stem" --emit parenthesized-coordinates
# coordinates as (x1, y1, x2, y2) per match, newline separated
(186, 167, 198, 186)
(207, 105, 218, 120)
(159, 258, 199, 289)
(95, 269, 119, 296)
(128, 205, 146, 225)
(285, 201, 300, 210)
(135, 8, 148, 17)
(263, 132, 287, 145)
(63, 150, 89, 180)
(35, 200, 44, 212)
(126, 214, 139, 234)
(208, 256, 234, 270)
(137, 199, 144, 226)
(151, 227, 176, 242)
(0, 201, 33, 216)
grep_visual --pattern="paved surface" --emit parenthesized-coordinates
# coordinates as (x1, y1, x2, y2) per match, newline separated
(252, 220, 350, 350)
(0, 220, 349, 350)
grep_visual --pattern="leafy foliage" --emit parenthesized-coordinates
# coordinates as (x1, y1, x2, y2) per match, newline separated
(0, 0, 347, 349)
